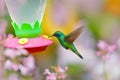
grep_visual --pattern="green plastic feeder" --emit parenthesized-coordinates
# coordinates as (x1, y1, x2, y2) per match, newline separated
(5, 0, 46, 38)
(12, 21, 42, 38)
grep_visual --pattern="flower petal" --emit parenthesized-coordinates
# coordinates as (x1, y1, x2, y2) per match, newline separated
(97, 40, 108, 50)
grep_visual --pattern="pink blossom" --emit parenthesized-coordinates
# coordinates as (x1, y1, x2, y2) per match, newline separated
(15, 48, 28, 56)
(4, 48, 17, 59)
(4, 60, 13, 70)
(12, 63, 19, 71)
(17, 48, 28, 56)
(22, 55, 35, 70)
(4, 48, 35, 76)
(58, 67, 64, 73)
(96, 51, 102, 56)
(58, 73, 66, 79)
(97, 40, 108, 50)
(58, 66, 68, 73)
(4, 48, 29, 59)
(96, 40, 117, 60)
(64, 66, 68, 71)
(107, 44, 117, 53)
(44, 66, 68, 80)
(16, 55, 35, 76)
(46, 73, 56, 80)
(58, 66, 68, 79)
(19, 64, 29, 76)
(43, 69, 51, 75)
(5, 60, 19, 71)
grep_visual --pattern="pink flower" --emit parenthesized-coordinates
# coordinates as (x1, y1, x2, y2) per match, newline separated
(12, 63, 19, 71)
(96, 40, 117, 60)
(46, 73, 56, 80)
(44, 66, 68, 80)
(4, 48, 29, 59)
(97, 40, 108, 50)
(16, 55, 35, 76)
(4, 48, 17, 59)
(57, 66, 68, 79)
(22, 55, 35, 70)
(58, 66, 68, 73)
(5, 60, 19, 71)
(107, 44, 117, 53)
(4, 60, 13, 70)
(18, 48, 28, 55)
(4, 48, 35, 76)
(19, 64, 29, 76)
(96, 51, 102, 56)
(58, 73, 66, 79)
(43, 69, 51, 75)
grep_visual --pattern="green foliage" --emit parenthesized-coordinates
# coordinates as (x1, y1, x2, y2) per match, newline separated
(67, 64, 86, 80)
(85, 13, 118, 41)
(85, 15, 102, 40)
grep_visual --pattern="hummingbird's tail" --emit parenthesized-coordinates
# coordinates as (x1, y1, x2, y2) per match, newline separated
(75, 51, 83, 59)
(70, 45, 83, 59)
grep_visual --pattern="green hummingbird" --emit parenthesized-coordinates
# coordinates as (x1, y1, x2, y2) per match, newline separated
(51, 26, 84, 59)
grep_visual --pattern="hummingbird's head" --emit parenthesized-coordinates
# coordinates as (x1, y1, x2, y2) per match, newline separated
(52, 31, 63, 37)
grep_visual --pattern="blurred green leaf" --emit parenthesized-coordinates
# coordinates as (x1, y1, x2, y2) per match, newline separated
(67, 64, 86, 80)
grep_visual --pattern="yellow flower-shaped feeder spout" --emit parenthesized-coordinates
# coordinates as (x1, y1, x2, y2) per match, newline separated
(18, 38, 28, 45)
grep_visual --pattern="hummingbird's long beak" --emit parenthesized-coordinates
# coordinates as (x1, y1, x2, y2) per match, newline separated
(48, 35, 53, 38)
(48, 34, 55, 38)
(48, 36, 51, 38)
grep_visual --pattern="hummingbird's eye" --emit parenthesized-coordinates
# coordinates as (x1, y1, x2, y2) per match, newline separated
(56, 34, 61, 37)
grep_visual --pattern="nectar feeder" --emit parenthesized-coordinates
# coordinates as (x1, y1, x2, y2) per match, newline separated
(5, 0, 46, 38)
(5, 0, 54, 52)
(5, 35, 53, 53)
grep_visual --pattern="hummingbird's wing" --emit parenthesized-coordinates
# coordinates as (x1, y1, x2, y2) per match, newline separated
(65, 26, 83, 43)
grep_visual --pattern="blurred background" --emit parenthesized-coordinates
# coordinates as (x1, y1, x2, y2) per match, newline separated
(0, 0, 120, 80)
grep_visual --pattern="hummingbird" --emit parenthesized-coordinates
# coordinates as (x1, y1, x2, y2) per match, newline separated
(51, 25, 84, 59)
